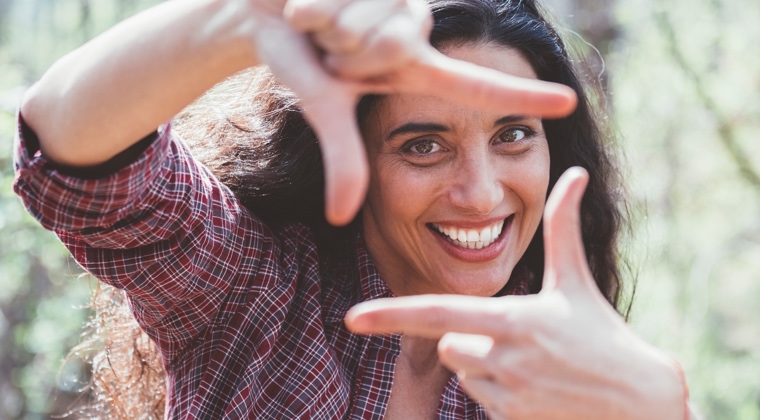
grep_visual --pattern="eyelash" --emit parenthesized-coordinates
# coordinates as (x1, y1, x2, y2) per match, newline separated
(400, 138, 443, 156)
(398, 126, 536, 162)
(495, 127, 535, 144)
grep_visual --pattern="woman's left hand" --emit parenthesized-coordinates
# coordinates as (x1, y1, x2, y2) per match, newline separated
(345, 168, 686, 420)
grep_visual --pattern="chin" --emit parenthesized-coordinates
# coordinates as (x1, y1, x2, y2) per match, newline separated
(436, 270, 512, 297)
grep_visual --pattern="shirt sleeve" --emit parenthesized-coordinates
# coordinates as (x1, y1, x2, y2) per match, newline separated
(12, 112, 278, 359)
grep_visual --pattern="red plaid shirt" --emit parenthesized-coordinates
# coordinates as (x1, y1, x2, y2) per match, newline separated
(14, 115, 528, 419)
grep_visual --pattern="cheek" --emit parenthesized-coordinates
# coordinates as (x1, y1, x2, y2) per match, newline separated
(368, 158, 439, 224)
(510, 148, 551, 220)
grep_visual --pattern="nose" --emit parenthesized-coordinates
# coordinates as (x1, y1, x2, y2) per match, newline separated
(448, 152, 504, 215)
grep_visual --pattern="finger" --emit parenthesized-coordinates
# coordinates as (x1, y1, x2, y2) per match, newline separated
(541, 167, 594, 293)
(324, 15, 416, 78)
(312, 0, 404, 55)
(457, 377, 512, 420)
(299, 95, 369, 225)
(284, 0, 355, 32)
(324, 2, 430, 79)
(406, 49, 578, 119)
(344, 295, 530, 338)
(257, 24, 369, 225)
(439, 333, 533, 391)
(437, 332, 495, 378)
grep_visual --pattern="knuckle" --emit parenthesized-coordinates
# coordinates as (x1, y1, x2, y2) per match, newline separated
(329, 26, 365, 52)
(489, 353, 522, 386)
(491, 298, 538, 339)
(328, 61, 365, 80)
(288, 0, 332, 30)
(314, 31, 361, 54)
(502, 316, 531, 340)
(373, 33, 411, 65)
(490, 365, 514, 387)
(327, 51, 392, 80)
(489, 305, 520, 332)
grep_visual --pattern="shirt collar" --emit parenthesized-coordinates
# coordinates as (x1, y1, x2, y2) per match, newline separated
(322, 228, 531, 325)
(322, 229, 393, 324)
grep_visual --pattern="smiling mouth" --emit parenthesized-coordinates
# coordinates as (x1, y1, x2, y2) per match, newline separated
(428, 216, 513, 250)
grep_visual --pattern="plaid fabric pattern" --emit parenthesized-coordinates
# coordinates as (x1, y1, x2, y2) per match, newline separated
(14, 115, 527, 419)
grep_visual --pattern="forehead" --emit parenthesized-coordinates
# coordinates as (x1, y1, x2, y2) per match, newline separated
(441, 42, 537, 79)
(367, 43, 539, 135)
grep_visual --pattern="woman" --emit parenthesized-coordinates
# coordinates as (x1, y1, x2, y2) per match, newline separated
(13, 0, 694, 418)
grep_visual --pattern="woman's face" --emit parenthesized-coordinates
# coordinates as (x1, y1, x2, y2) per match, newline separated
(361, 42, 551, 297)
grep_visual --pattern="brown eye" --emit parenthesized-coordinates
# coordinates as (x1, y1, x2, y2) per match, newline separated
(399, 138, 448, 166)
(405, 139, 441, 155)
(498, 128, 527, 143)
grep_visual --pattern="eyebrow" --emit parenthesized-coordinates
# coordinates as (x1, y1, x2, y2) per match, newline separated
(386, 122, 448, 140)
(385, 115, 530, 141)
(493, 115, 528, 126)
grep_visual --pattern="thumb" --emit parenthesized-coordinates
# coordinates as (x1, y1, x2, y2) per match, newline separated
(542, 167, 595, 294)
(300, 95, 369, 226)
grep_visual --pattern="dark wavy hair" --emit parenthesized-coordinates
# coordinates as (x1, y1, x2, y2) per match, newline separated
(70, 0, 627, 418)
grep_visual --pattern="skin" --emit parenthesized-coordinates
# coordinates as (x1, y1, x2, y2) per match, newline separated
(362, 43, 550, 298)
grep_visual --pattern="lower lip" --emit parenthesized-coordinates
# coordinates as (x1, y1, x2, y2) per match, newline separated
(429, 216, 513, 263)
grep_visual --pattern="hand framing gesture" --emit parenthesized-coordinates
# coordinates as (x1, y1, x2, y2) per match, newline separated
(345, 168, 687, 419)
(256, 0, 577, 225)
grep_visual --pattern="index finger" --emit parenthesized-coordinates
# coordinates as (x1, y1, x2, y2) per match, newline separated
(423, 51, 578, 118)
(403, 48, 577, 119)
(344, 295, 527, 339)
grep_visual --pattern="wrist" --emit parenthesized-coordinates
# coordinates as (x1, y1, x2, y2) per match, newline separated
(669, 356, 690, 420)
(609, 334, 687, 420)
(196, 0, 262, 71)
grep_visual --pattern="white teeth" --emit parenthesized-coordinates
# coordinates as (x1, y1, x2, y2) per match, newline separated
(432, 219, 507, 250)
(480, 227, 492, 243)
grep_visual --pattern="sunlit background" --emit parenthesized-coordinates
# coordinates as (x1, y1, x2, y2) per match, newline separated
(0, 0, 758, 418)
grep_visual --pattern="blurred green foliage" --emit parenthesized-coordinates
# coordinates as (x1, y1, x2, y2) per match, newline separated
(0, 0, 758, 418)
(0, 1, 162, 418)
(609, 1, 760, 418)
